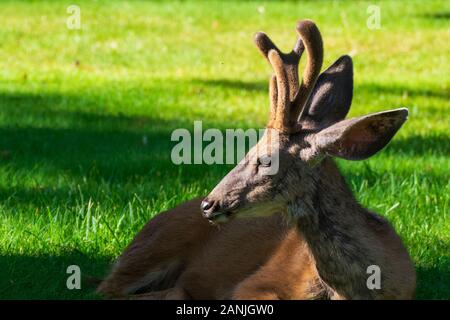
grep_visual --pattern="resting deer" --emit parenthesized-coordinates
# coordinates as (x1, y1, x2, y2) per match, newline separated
(98, 20, 415, 300)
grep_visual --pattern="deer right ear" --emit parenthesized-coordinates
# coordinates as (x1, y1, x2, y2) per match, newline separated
(307, 108, 408, 161)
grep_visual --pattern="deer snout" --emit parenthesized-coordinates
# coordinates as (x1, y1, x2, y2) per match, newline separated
(201, 199, 235, 223)
(201, 199, 219, 220)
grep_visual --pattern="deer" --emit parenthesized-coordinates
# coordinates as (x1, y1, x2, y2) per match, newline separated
(97, 20, 416, 300)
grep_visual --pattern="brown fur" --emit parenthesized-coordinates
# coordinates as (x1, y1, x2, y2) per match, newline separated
(291, 159, 416, 299)
(97, 198, 321, 299)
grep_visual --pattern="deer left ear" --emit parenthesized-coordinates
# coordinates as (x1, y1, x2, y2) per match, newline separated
(310, 108, 408, 161)
(302, 55, 353, 129)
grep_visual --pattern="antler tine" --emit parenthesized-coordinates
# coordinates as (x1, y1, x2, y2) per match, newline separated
(268, 50, 290, 128)
(285, 37, 305, 101)
(293, 20, 324, 123)
(292, 37, 305, 56)
(255, 32, 305, 98)
(254, 32, 281, 60)
(268, 74, 278, 125)
(255, 32, 281, 127)
(254, 32, 305, 131)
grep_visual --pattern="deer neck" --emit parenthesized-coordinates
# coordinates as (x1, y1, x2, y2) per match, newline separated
(288, 158, 378, 299)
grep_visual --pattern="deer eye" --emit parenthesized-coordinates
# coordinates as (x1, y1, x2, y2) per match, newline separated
(258, 155, 272, 167)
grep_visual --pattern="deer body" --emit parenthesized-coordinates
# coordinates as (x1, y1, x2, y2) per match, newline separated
(97, 198, 320, 299)
(98, 19, 416, 299)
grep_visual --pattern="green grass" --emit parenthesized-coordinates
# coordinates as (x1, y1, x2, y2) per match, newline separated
(0, 0, 448, 299)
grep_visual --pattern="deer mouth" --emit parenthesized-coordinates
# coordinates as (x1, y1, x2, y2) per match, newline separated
(208, 210, 235, 223)
(207, 201, 240, 223)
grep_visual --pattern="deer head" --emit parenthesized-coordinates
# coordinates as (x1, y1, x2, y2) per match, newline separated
(201, 20, 408, 223)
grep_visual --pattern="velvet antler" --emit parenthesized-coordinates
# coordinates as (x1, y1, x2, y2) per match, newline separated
(254, 20, 323, 133)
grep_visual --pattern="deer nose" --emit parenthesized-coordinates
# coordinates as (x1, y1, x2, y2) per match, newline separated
(201, 199, 218, 219)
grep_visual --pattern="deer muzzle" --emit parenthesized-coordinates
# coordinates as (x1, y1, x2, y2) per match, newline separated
(201, 199, 237, 223)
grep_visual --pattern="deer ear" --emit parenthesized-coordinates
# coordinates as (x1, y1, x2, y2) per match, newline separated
(302, 55, 353, 128)
(311, 108, 408, 160)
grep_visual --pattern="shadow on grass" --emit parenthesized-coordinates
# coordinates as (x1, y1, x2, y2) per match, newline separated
(192, 78, 266, 92)
(0, 88, 447, 209)
(193, 78, 449, 100)
(421, 12, 450, 20)
(0, 90, 229, 181)
(0, 252, 110, 299)
(0, 87, 446, 180)
(0, 89, 448, 299)
(416, 262, 450, 300)
(0, 252, 448, 299)
(357, 83, 450, 100)
(0, 90, 233, 210)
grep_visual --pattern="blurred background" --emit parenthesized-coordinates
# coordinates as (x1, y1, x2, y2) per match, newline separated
(0, 0, 448, 299)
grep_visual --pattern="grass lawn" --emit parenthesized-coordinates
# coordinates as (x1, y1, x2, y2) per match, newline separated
(0, 0, 448, 299)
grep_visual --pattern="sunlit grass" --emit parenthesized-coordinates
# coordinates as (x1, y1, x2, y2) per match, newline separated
(0, 0, 448, 299)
